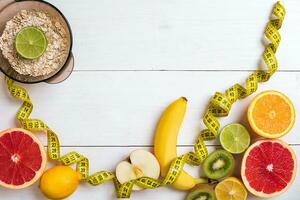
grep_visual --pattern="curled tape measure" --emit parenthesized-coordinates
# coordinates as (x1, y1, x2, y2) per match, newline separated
(5, 2, 285, 198)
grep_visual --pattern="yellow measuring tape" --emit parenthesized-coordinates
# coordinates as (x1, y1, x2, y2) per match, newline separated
(5, 1, 285, 198)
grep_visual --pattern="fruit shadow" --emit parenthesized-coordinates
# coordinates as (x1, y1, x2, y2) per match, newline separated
(232, 107, 265, 179)
(240, 105, 265, 144)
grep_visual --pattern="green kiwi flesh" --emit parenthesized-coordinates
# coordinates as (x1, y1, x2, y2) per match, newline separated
(185, 187, 216, 200)
(202, 149, 234, 179)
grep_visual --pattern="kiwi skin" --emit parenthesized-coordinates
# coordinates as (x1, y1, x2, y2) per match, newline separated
(186, 185, 216, 200)
(202, 149, 234, 179)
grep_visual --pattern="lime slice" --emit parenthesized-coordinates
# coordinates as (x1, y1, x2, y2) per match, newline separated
(220, 123, 250, 154)
(15, 27, 47, 59)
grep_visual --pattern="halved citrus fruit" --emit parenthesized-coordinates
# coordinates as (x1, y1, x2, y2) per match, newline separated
(15, 27, 48, 59)
(215, 177, 247, 200)
(0, 128, 47, 189)
(220, 123, 250, 154)
(241, 139, 297, 198)
(248, 90, 295, 138)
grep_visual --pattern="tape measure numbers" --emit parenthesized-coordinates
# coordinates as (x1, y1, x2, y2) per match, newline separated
(5, 2, 285, 198)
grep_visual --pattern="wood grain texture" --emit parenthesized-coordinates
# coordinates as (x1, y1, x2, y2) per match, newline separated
(47, 0, 300, 71)
(0, 71, 298, 146)
(0, 0, 299, 199)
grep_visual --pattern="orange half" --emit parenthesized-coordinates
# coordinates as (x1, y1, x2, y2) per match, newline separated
(248, 91, 295, 138)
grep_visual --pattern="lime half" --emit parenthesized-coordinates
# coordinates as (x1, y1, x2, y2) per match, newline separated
(15, 27, 47, 59)
(220, 123, 250, 154)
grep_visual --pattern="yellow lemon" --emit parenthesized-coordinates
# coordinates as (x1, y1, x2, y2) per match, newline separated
(215, 177, 247, 200)
(39, 166, 81, 200)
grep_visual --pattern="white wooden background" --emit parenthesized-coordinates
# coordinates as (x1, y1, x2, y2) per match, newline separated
(1, 0, 300, 199)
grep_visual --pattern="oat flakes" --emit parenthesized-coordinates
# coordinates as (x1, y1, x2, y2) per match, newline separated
(0, 10, 68, 77)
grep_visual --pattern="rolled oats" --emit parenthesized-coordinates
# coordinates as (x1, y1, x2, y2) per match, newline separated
(0, 10, 68, 77)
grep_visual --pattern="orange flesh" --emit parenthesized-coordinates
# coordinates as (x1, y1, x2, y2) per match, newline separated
(252, 94, 292, 134)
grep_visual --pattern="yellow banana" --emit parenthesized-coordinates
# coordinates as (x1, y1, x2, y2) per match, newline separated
(154, 97, 198, 190)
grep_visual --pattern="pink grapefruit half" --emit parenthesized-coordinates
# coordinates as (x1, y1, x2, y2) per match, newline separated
(0, 128, 47, 189)
(241, 139, 297, 198)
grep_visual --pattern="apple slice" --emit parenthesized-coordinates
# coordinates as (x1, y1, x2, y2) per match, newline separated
(116, 149, 160, 191)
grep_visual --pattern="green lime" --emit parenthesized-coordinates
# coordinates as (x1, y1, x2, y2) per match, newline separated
(15, 27, 47, 59)
(220, 123, 250, 154)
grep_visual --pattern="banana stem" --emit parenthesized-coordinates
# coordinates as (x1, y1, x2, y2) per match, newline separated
(195, 178, 218, 185)
(194, 178, 208, 184)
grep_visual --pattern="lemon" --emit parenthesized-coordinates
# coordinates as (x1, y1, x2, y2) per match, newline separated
(15, 26, 48, 59)
(215, 177, 247, 200)
(39, 166, 81, 200)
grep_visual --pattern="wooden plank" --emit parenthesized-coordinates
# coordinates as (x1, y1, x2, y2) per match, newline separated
(0, 1, 298, 200)
(1, 146, 299, 199)
(0, 71, 299, 146)
(45, 0, 300, 71)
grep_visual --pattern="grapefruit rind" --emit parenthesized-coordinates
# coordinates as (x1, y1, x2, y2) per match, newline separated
(247, 90, 295, 139)
(0, 128, 47, 189)
(241, 139, 297, 198)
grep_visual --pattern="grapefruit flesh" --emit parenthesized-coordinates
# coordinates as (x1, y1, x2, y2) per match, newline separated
(241, 140, 297, 198)
(0, 128, 47, 189)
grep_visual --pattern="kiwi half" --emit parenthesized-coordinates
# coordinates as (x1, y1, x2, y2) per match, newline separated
(202, 149, 234, 179)
(186, 185, 216, 200)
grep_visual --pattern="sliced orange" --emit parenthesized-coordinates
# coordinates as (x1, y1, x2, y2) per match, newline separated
(248, 90, 295, 138)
